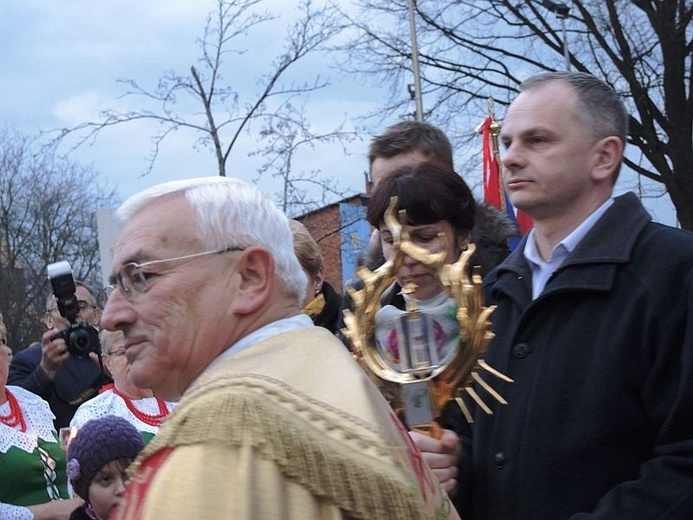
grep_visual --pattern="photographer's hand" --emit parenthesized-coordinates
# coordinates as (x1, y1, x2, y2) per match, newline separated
(39, 328, 69, 380)
(88, 350, 108, 378)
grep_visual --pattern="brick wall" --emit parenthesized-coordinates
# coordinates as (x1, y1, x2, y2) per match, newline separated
(296, 194, 369, 293)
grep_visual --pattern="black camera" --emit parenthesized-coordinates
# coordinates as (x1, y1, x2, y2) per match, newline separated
(46, 261, 100, 357)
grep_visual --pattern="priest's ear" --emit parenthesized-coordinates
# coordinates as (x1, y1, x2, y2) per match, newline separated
(229, 247, 274, 314)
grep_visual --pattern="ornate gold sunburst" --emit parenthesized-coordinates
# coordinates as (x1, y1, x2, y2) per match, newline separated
(342, 197, 512, 436)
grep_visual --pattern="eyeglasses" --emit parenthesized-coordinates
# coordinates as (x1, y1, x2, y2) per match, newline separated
(106, 348, 127, 357)
(77, 300, 96, 311)
(106, 246, 244, 302)
(48, 301, 96, 314)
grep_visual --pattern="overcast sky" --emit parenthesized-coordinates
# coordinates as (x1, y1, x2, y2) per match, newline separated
(1, 0, 386, 208)
(1, 0, 678, 226)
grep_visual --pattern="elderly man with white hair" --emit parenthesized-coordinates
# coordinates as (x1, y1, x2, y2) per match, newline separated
(102, 176, 458, 520)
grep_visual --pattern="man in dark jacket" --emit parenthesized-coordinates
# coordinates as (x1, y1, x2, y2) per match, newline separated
(9, 281, 109, 429)
(456, 71, 693, 519)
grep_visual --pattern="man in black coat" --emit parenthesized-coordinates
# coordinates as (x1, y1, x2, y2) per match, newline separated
(9, 281, 109, 429)
(455, 72, 693, 519)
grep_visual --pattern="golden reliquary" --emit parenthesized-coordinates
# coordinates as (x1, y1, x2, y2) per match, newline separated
(342, 197, 512, 438)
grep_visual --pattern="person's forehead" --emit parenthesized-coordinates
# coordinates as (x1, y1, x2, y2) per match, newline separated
(96, 459, 127, 473)
(379, 220, 449, 233)
(113, 194, 198, 264)
(502, 82, 577, 133)
(75, 286, 93, 300)
(371, 150, 430, 185)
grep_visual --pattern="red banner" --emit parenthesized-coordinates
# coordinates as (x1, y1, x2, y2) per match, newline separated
(480, 117, 533, 235)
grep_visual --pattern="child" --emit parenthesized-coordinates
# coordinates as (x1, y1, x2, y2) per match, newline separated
(66, 415, 145, 520)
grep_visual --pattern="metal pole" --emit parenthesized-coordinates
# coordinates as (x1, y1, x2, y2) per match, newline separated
(407, 0, 424, 121)
(540, 1, 571, 70)
(561, 16, 570, 70)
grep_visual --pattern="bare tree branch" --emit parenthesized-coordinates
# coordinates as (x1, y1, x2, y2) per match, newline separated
(250, 100, 361, 216)
(47, 0, 345, 189)
(0, 129, 119, 348)
(339, 0, 693, 228)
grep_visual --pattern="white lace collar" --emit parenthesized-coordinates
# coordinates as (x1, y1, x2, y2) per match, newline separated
(0, 386, 58, 454)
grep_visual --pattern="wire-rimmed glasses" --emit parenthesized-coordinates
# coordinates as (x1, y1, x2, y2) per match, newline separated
(103, 246, 244, 303)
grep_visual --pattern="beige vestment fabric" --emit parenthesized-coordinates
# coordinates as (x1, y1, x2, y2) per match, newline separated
(113, 327, 459, 519)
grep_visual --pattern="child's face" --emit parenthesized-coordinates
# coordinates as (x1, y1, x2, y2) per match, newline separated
(89, 458, 131, 520)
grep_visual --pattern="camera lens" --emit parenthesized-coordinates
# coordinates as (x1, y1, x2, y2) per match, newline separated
(65, 323, 100, 356)
(70, 329, 92, 353)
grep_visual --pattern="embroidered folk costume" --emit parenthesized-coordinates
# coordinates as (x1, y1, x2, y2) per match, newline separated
(0, 386, 69, 516)
(70, 385, 175, 443)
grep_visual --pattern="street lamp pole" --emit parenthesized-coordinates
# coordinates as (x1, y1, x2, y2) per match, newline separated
(559, 14, 570, 70)
(407, 0, 424, 121)
(541, 0, 571, 71)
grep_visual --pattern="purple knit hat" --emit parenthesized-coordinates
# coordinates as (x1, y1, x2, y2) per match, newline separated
(66, 415, 145, 501)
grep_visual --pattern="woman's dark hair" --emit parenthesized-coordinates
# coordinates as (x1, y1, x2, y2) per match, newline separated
(367, 162, 476, 237)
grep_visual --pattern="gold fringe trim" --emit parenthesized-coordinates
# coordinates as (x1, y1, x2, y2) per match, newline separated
(133, 375, 428, 520)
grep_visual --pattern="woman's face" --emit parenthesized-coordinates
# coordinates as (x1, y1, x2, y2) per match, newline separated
(379, 219, 467, 300)
(88, 459, 131, 520)
(300, 266, 324, 309)
(102, 333, 153, 399)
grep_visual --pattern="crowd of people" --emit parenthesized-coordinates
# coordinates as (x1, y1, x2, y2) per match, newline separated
(1, 71, 692, 519)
